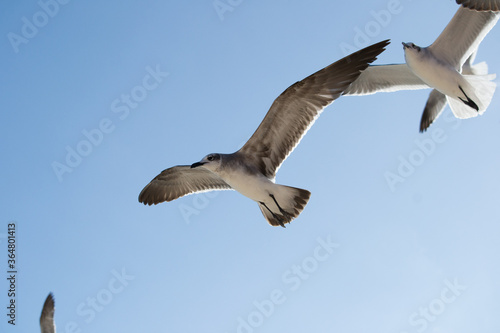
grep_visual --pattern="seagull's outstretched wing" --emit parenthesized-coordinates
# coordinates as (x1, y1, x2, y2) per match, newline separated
(237, 40, 390, 178)
(343, 64, 428, 95)
(456, 0, 500, 11)
(40, 293, 55, 333)
(429, 7, 499, 70)
(420, 89, 448, 132)
(139, 166, 232, 205)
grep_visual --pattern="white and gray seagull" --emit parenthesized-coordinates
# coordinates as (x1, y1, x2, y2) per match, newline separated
(343, 4, 499, 132)
(40, 293, 56, 333)
(139, 40, 389, 227)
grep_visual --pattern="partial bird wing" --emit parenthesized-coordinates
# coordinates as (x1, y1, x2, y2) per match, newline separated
(429, 7, 499, 70)
(456, 0, 500, 11)
(462, 50, 490, 74)
(138, 166, 232, 205)
(420, 89, 448, 132)
(465, 49, 478, 67)
(237, 40, 390, 179)
(40, 293, 55, 333)
(343, 64, 428, 95)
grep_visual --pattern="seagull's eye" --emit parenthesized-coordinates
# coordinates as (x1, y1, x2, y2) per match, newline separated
(207, 155, 214, 161)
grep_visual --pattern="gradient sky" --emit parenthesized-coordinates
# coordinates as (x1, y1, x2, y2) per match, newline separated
(1, 1, 500, 332)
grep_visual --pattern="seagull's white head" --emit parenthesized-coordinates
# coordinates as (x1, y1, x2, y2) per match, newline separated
(402, 42, 422, 56)
(191, 153, 222, 171)
(402, 42, 427, 66)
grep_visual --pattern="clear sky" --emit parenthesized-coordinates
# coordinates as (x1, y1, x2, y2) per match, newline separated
(1, 1, 500, 332)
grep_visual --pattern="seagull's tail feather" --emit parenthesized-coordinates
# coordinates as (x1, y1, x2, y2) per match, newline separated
(469, 61, 488, 76)
(468, 74, 497, 112)
(258, 185, 310, 227)
(448, 73, 496, 119)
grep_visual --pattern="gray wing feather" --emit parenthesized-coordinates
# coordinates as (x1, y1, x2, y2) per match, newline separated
(138, 166, 232, 205)
(343, 64, 428, 95)
(238, 40, 390, 178)
(456, 0, 500, 11)
(429, 7, 499, 69)
(40, 293, 55, 333)
(420, 89, 448, 132)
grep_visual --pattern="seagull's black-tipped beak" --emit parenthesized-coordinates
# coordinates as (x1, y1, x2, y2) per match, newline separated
(191, 162, 206, 168)
(402, 42, 409, 49)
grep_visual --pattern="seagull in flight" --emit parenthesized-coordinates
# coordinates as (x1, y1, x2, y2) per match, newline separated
(344, 4, 499, 132)
(40, 293, 55, 333)
(139, 40, 389, 227)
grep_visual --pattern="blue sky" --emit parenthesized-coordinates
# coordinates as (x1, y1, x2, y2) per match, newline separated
(1, 0, 500, 332)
